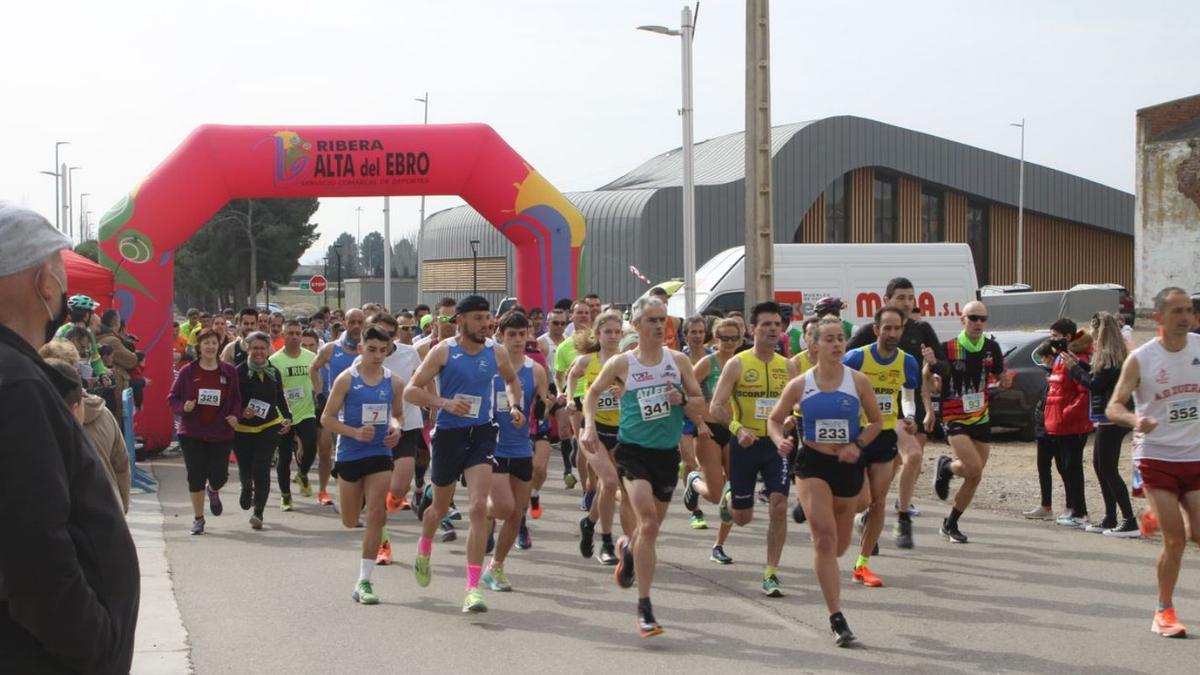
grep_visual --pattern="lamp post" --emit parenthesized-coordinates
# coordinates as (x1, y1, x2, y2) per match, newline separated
(332, 244, 344, 309)
(415, 93, 429, 233)
(1010, 118, 1025, 285)
(67, 166, 81, 243)
(469, 240, 480, 294)
(322, 256, 329, 307)
(639, 5, 697, 316)
(79, 193, 91, 241)
(44, 141, 69, 231)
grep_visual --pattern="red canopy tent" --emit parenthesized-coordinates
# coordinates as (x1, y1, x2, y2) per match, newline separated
(62, 249, 115, 311)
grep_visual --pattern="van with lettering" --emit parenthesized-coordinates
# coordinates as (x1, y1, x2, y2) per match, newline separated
(665, 243, 979, 339)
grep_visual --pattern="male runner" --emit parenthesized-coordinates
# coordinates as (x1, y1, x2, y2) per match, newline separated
(311, 308, 366, 504)
(396, 311, 418, 345)
(560, 301, 597, 505)
(320, 324, 402, 605)
(405, 295, 524, 613)
(705, 301, 796, 596)
(930, 300, 1010, 543)
(270, 320, 318, 510)
(1106, 287, 1200, 638)
(415, 297, 456, 353)
(844, 306, 924, 586)
(538, 308, 575, 488)
(580, 296, 708, 637)
(848, 278, 945, 548)
(220, 308, 260, 367)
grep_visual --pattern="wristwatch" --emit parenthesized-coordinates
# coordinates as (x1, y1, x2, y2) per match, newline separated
(854, 437, 869, 450)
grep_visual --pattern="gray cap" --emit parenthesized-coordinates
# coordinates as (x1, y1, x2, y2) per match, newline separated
(0, 203, 72, 277)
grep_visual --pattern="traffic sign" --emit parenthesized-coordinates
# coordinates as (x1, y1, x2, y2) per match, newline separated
(298, 281, 310, 290)
(309, 275, 327, 294)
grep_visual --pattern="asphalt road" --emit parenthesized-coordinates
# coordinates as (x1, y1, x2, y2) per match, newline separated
(149, 453, 1198, 674)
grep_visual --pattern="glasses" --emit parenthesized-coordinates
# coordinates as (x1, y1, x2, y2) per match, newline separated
(550, 321, 567, 326)
(437, 315, 453, 323)
(717, 335, 741, 342)
(398, 325, 414, 331)
(966, 314, 989, 323)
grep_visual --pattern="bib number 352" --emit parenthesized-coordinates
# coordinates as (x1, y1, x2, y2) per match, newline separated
(1168, 398, 1199, 426)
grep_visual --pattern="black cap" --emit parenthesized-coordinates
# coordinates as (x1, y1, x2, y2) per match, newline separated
(456, 295, 490, 316)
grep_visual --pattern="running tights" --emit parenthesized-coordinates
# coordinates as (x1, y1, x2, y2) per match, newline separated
(234, 430, 277, 513)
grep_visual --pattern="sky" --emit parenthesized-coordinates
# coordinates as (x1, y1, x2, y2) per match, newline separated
(3, 0, 1196, 265)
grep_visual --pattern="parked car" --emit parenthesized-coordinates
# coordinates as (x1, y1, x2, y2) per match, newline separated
(1070, 283, 1135, 328)
(985, 329, 1051, 441)
(256, 303, 284, 315)
(979, 283, 1033, 296)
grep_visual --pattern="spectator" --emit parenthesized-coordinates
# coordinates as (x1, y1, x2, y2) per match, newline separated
(97, 309, 138, 421)
(1024, 341, 1066, 520)
(1043, 318, 1095, 528)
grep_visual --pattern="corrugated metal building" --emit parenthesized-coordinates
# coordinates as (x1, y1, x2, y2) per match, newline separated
(417, 115, 1134, 308)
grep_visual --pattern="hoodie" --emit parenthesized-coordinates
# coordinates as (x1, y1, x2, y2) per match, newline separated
(80, 394, 131, 513)
(1044, 331, 1095, 436)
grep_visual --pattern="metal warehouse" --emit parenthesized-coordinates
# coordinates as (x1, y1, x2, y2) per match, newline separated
(416, 115, 1134, 308)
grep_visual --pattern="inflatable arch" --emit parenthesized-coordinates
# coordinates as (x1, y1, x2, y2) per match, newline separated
(97, 124, 586, 449)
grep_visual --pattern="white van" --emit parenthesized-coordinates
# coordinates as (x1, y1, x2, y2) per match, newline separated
(665, 243, 979, 338)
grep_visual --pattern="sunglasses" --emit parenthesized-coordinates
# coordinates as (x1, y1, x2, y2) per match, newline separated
(550, 321, 567, 326)
(717, 335, 741, 342)
(398, 325, 414, 331)
(966, 314, 989, 323)
(437, 315, 453, 323)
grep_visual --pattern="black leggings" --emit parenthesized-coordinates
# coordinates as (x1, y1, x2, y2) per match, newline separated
(1093, 424, 1133, 521)
(1036, 436, 1069, 509)
(180, 436, 230, 493)
(1054, 433, 1090, 518)
(234, 430, 279, 513)
(276, 418, 318, 495)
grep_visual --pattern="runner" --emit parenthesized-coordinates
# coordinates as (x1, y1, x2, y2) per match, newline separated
(270, 320, 317, 511)
(580, 296, 708, 637)
(405, 295, 525, 614)
(233, 331, 292, 530)
(320, 324, 403, 606)
(220, 308, 259, 367)
(396, 311, 418, 346)
(788, 317, 823, 524)
(679, 315, 713, 529)
(1105, 287, 1200, 638)
(482, 311, 550, 590)
(538, 308, 575, 488)
(167, 329, 241, 535)
(768, 316, 882, 646)
(559, 301, 595, 505)
(268, 312, 285, 351)
(415, 297, 456, 353)
(311, 308, 366, 505)
(704, 302, 796, 595)
(930, 300, 1010, 543)
(684, 317, 741, 563)
(844, 306, 924, 587)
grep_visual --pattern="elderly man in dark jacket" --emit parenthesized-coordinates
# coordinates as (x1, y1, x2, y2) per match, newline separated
(0, 203, 139, 673)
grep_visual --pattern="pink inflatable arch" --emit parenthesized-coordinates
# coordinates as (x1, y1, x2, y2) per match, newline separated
(96, 124, 586, 450)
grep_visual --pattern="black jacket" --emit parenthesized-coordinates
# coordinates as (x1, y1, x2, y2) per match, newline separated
(1069, 361, 1126, 424)
(0, 324, 139, 673)
(235, 360, 291, 431)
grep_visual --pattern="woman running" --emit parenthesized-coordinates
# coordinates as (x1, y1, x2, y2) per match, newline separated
(680, 315, 713, 529)
(233, 331, 292, 530)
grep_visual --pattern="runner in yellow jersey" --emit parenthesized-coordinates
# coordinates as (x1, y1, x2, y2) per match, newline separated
(787, 317, 822, 524)
(708, 302, 797, 597)
(842, 306, 926, 587)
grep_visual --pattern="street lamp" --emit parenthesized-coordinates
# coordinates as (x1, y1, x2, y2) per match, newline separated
(469, 239, 480, 294)
(331, 243, 344, 309)
(415, 94, 429, 233)
(1010, 119, 1025, 285)
(67, 166, 82, 243)
(79, 193, 91, 240)
(44, 141, 69, 231)
(639, 5, 698, 316)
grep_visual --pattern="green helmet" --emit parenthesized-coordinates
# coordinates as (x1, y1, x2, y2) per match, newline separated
(67, 294, 100, 312)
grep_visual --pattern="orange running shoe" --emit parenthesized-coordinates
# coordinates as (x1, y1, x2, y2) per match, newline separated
(1140, 510, 1159, 537)
(398, 497, 411, 511)
(852, 566, 884, 587)
(386, 492, 403, 513)
(1152, 607, 1187, 638)
(529, 494, 543, 520)
(376, 541, 393, 566)
(319, 491, 334, 506)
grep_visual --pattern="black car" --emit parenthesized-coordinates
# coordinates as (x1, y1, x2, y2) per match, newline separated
(985, 330, 1051, 441)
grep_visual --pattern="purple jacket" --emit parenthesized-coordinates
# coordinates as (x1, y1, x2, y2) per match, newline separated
(167, 360, 241, 442)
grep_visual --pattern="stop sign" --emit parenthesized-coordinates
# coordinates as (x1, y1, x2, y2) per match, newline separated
(309, 275, 327, 294)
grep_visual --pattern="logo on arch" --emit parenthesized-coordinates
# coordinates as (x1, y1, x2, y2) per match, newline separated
(264, 130, 313, 185)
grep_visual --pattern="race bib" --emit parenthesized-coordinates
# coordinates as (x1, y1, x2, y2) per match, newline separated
(361, 403, 389, 425)
(877, 394, 894, 416)
(496, 391, 510, 412)
(453, 393, 483, 418)
(198, 388, 222, 407)
(755, 398, 778, 420)
(1167, 398, 1199, 426)
(638, 388, 670, 421)
(247, 398, 271, 418)
(285, 386, 305, 402)
(597, 392, 619, 411)
(814, 419, 850, 443)
(962, 392, 985, 414)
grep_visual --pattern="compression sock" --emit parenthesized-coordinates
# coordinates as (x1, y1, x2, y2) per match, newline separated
(947, 507, 963, 527)
(417, 536, 432, 557)
(855, 554, 870, 570)
(359, 559, 375, 583)
(466, 564, 482, 591)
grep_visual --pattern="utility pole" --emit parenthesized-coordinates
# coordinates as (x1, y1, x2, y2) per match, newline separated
(744, 0, 773, 314)
(415, 93, 429, 234)
(383, 197, 392, 309)
(79, 193, 90, 240)
(67, 166, 81, 244)
(1010, 118, 1026, 285)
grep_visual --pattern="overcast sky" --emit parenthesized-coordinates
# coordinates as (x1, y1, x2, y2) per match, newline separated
(3, 0, 1195, 265)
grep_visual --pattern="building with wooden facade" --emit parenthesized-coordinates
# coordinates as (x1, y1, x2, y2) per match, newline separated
(417, 115, 1133, 307)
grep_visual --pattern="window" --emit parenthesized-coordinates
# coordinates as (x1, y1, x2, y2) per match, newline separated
(824, 174, 850, 243)
(873, 174, 897, 242)
(967, 202, 989, 285)
(920, 189, 944, 242)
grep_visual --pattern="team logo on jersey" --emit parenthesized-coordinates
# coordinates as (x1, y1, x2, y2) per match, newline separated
(632, 371, 654, 383)
(478, 360, 490, 372)
(1156, 368, 1170, 385)
(744, 369, 761, 384)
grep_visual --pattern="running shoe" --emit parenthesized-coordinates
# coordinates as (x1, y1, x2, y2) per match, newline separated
(1139, 510, 1159, 536)
(762, 574, 784, 597)
(1022, 505, 1053, 520)
(756, 488, 769, 504)
(191, 517, 205, 535)
(579, 516, 596, 559)
(297, 473, 312, 498)
(830, 612, 856, 646)
(564, 472, 577, 489)
(529, 494, 543, 519)
(690, 512, 708, 530)
(854, 511, 868, 536)
(280, 494, 293, 512)
(638, 607, 663, 638)
(448, 506, 463, 521)
(206, 486, 223, 516)
(318, 490, 334, 506)
(683, 470, 702, 512)
(894, 499, 920, 517)
(1103, 518, 1141, 538)
(718, 486, 733, 525)
(597, 542, 618, 566)
(386, 492, 404, 513)
(1055, 515, 1086, 529)
(439, 518, 457, 543)
(240, 486, 253, 511)
(1152, 608, 1187, 638)
(581, 491, 595, 513)
(940, 520, 968, 544)
(352, 580, 379, 605)
(1085, 517, 1116, 534)
(517, 519, 532, 550)
(376, 541, 393, 566)
(462, 588, 488, 613)
(933, 455, 952, 501)
(482, 566, 513, 592)
(415, 484, 433, 522)
(249, 512, 264, 530)
(709, 545, 733, 565)
(615, 536, 635, 588)
(852, 566, 883, 587)
(414, 554, 431, 587)
(894, 519, 914, 549)
(792, 504, 806, 524)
